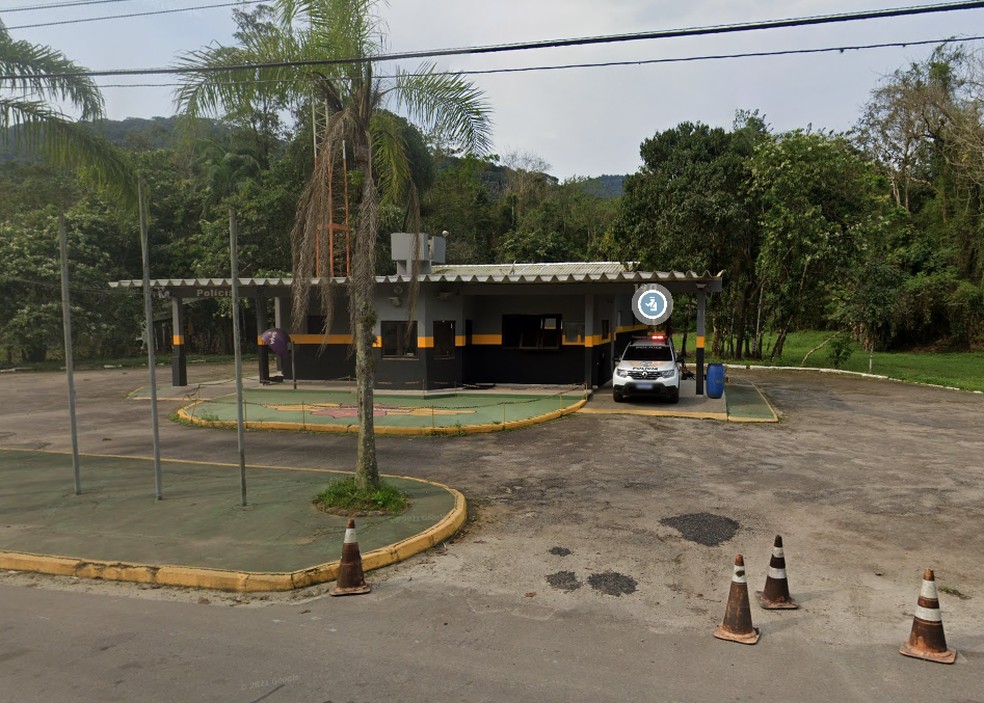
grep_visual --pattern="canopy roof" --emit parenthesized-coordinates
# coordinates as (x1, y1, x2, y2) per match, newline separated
(110, 262, 724, 296)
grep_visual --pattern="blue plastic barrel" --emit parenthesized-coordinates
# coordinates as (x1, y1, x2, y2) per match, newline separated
(706, 363, 725, 399)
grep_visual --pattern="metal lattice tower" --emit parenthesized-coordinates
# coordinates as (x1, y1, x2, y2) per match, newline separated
(313, 100, 351, 278)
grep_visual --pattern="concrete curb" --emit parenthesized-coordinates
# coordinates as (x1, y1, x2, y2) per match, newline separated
(176, 399, 587, 436)
(724, 363, 984, 395)
(0, 475, 467, 593)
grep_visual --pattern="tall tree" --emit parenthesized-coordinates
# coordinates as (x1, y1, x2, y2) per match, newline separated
(855, 45, 984, 347)
(175, 0, 492, 490)
(0, 21, 134, 202)
(751, 130, 896, 358)
(605, 116, 767, 358)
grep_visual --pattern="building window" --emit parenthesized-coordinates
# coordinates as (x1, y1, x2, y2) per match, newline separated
(381, 321, 417, 358)
(434, 320, 455, 359)
(502, 314, 562, 350)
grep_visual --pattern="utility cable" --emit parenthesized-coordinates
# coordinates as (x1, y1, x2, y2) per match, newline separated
(5, 0, 265, 30)
(90, 32, 984, 89)
(2, 0, 137, 14)
(3, 0, 984, 79)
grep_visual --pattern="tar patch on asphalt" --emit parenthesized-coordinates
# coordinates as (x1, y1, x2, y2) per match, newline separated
(587, 571, 638, 597)
(549, 546, 572, 556)
(660, 512, 739, 546)
(546, 571, 582, 592)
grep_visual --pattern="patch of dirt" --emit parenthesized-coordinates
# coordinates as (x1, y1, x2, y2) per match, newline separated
(546, 571, 582, 592)
(659, 513, 739, 547)
(548, 546, 572, 556)
(587, 571, 637, 597)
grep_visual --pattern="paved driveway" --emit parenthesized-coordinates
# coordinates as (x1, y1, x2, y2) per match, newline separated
(1, 364, 982, 701)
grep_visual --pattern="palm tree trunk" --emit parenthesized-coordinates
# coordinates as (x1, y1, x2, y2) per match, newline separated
(352, 144, 381, 492)
(354, 295, 378, 491)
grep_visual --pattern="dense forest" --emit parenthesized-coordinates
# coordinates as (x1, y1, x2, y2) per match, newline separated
(1, 42, 982, 364)
(605, 48, 984, 359)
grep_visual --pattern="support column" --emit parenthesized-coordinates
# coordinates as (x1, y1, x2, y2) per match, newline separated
(171, 297, 187, 387)
(696, 286, 706, 396)
(273, 296, 286, 372)
(583, 294, 595, 389)
(256, 289, 269, 383)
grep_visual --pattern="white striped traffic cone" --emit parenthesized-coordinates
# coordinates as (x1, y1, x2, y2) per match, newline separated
(900, 568, 956, 664)
(714, 554, 760, 645)
(330, 518, 371, 596)
(755, 535, 798, 609)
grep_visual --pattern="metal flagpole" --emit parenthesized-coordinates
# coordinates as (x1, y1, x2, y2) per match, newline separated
(138, 178, 163, 500)
(58, 216, 82, 495)
(229, 208, 247, 506)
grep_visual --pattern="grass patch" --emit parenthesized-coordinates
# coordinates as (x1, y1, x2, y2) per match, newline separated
(938, 585, 971, 600)
(314, 477, 408, 516)
(674, 330, 984, 393)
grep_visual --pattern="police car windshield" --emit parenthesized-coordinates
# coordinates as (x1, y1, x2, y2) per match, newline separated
(623, 346, 673, 362)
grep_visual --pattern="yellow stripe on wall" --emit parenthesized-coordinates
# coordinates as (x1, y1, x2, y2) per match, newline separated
(418, 337, 434, 348)
(455, 335, 466, 347)
(290, 334, 354, 345)
(471, 334, 502, 345)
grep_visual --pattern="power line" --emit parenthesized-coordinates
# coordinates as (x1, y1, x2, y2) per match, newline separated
(3, 0, 984, 79)
(5, 0, 264, 29)
(91, 33, 984, 90)
(3, 0, 137, 14)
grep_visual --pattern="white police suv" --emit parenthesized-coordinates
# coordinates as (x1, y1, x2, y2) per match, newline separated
(612, 334, 680, 404)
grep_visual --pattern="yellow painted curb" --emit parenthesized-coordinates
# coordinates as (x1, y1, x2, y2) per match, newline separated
(176, 399, 587, 436)
(0, 472, 467, 593)
(577, 407, 728, 421)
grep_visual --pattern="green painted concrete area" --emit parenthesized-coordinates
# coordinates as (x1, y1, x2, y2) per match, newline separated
(725, 382, 778, 421)
(0, 449, 456, 573)
(184, 388, 581, 429)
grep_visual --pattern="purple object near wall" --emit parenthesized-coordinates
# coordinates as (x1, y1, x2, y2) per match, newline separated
(260, 328, 291, 361)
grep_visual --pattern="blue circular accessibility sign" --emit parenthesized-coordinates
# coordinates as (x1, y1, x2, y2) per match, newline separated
(631, 284, 674, 325)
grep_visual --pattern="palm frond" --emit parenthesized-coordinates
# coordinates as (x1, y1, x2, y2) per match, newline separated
(0, 97, 136, 207)
(0, 26, 105, 120)
(285, 0, 385, 68)
(172, 28, 305, 119)
(370, 110, 411, 206)
(392, 63, 494, 155)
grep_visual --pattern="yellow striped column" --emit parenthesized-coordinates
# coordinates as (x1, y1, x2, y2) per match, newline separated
(696, 286, 706, 396)
(171, 297, 187, 386)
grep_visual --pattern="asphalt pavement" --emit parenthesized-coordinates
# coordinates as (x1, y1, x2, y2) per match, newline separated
(1, 362, 981, 702)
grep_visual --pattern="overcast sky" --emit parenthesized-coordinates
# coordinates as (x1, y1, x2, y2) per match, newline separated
(5, 0, 983, 179)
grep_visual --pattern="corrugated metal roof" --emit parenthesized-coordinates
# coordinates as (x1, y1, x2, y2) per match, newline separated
(430, 262, 629, 277)
(109, 263, 724, 290)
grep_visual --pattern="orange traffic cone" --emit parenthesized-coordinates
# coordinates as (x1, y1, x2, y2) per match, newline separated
(330, 518, 371, 596)
(756, 535, 798, 609)
(900, 568, 956, 664)
(714, 554, 760, 645)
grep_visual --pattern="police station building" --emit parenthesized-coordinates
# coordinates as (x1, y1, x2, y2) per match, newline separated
(111, 233, 723, 394)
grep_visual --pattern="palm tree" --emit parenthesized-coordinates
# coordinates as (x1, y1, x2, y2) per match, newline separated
(0, 21, 134, 202)
(175, 0, 492, 490)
